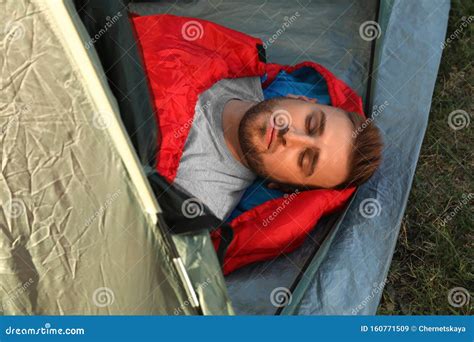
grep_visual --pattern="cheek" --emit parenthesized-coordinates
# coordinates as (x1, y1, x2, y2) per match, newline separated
(261, 153, 300, 182)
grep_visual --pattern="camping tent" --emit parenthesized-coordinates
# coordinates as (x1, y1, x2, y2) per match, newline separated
(0, 0, 449, 315)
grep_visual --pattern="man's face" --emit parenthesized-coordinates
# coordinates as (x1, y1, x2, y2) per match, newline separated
(239, 97, 356, 189)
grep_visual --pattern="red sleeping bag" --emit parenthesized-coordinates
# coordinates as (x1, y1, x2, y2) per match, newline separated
(131, 14, 362, 274)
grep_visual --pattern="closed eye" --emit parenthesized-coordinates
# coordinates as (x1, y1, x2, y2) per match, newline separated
(306, 112, 316, 134)
(306, 110, 326, 136)
(298, 148, 319, 177)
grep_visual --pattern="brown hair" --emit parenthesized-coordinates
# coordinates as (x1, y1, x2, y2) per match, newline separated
(336, 112, 383, 189)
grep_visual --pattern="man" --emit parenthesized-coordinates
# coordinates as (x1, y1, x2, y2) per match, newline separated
(173, 76, 383, 220)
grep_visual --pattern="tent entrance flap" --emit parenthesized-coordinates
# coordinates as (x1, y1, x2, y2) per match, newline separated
(74, 0, 235, 315)
(0, 0, 201, 315)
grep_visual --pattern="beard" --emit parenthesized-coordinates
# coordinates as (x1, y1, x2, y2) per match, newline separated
(238, 100, 274, 177)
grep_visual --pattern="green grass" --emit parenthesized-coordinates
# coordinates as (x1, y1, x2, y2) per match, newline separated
(378, 0, 473, 315)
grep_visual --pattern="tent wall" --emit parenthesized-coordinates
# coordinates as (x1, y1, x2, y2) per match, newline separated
(287, 0, 450, 315)
(0, 0, 211, 315)
(130, 0, 375, 99)
(73, 0, 234, 315)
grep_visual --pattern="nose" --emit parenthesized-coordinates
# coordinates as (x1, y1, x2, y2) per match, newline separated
(282, 128, 315, 147)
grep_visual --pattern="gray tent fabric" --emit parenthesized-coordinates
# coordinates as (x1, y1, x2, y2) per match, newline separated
(0, 0, 191, 314)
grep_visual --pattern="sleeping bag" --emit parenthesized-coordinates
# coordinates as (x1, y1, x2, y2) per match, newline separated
(131, 14, 364, 274)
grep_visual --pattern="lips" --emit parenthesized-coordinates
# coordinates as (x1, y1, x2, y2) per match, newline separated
(266, 117, 276, 150)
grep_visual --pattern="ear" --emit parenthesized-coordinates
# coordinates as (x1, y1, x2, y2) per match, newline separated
(286, 94, 318, 103)
(267, 182, 301, 193)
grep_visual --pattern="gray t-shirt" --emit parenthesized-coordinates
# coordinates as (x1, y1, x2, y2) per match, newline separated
(173, 77, 264, 220)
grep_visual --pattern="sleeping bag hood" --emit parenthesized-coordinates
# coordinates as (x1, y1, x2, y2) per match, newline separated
(131, 14, 364, 274)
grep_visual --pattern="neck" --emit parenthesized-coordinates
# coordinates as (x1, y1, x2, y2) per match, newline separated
(222, 99, 256, 168)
